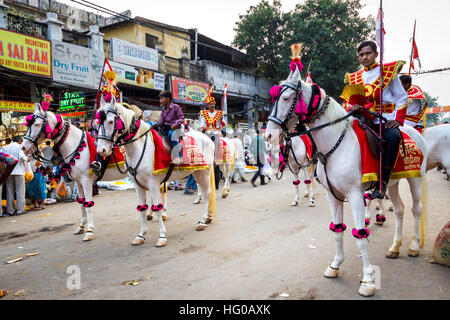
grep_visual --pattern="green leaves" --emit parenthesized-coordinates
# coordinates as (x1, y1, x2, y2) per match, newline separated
(233, 0, 372, 98)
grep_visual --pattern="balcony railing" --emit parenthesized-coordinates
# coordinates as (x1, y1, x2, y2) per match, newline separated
(7, 13, 47, 39)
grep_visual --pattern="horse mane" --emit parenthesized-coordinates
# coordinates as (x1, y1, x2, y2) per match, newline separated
(115, 102, 150, 136)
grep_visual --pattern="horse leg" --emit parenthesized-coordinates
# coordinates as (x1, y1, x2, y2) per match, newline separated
(347, 191, 376, 297)
(386, 182, 404, 259)
(149, 182, 167, 247)
(291, 172, 300, 206)
(132, 186, 148, 245)
(221, 164, 230, 199)
(323, 194, 345, 279)
(73, 181, 87, 235)
(364, 198, 372, 228)
(193, 170, 211, 230)
(304, 167, 315, 207)
(374, 198, 386, 226)
(407, 178, 422, 257)
(81, 180, 94, 242)
(193, 187, 202, 204)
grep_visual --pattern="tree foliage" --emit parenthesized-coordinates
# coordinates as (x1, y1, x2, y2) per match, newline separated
(424, 91, 441, 124)
(232, 0, 373, 98)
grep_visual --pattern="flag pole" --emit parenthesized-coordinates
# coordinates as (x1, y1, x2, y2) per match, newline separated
(378, 0, 384, 194)
(408, 19, 417, 75)
(89, 57, 108, 129)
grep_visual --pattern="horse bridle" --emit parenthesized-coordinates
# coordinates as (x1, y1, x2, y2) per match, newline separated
(23, 113, 48, 149)
(268, 80, 302, 131)
(96, 106, 123, 143)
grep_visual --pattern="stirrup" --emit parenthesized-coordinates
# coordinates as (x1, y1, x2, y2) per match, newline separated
(371, 182, 386, 199)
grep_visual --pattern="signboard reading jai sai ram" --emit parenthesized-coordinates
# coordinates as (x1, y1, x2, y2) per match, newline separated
(0, 29, 52, 77)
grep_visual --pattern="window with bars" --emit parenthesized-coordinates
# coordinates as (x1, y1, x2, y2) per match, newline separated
(145, 34, 159, 49)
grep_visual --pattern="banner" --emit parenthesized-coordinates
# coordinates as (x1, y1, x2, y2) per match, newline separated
(110, 38, 158, 71)
(171, 76, 210, 106)
(0, 29, 51, 77)
(52, 40, 104, 89)
(109, 61, 164, 91)
(0, 100, 34, 113)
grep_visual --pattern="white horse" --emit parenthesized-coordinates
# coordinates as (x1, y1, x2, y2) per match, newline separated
(96, 96, 216, 247)
(265, 65, 427, 297)
(269, 136, 316, 207)
(423, 124, 450, 180)
(365, 124, 450, 226)
(21, 103, 126, 242)
(194, 131, 237, 203)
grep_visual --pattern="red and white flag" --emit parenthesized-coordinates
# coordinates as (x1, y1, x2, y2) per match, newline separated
(375, 6, 386, 48)
(222, 83, 228, 127)
(305, 71, 313, 84)
(410, 37, 421, 72)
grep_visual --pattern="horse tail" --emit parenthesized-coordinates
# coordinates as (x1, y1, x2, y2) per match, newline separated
(208, 165, 217, 219)
(419, 173, 427, 249)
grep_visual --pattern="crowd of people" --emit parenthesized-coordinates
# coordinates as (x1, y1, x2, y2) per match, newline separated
(0, 136, 78, 217)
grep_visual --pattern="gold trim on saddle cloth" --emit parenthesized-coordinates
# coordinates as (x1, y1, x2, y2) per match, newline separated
(150, 131, 209, 175)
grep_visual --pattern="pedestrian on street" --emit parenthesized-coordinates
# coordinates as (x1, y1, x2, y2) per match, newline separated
(184, 174, 197, 194)
(0, 148, 18, 217)
(2, 136, 27, 216)
(250, 129, 267, 187)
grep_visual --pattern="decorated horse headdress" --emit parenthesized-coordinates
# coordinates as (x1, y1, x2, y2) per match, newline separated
(24, 95, 65, 146)
(268, 43, 325, 129)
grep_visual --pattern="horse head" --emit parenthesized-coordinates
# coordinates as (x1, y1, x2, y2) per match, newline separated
(22, 103, 60, 154)
(96, 94, 125, 157)
(265, 53, 325, 146)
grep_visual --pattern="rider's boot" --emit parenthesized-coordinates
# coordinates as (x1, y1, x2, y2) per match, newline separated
(371, 167, 392, 199)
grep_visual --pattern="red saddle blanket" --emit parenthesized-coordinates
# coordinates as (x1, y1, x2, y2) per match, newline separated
(215, 138, 234, 164)
(352, 120, 423, 183)
(86, 132, 126, 169)
(300, 134, 313, 160)
(150, 129, 209, 174)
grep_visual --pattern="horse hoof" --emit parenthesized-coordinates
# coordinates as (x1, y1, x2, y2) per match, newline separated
(407, 249, 419, 257)
(323, 266, 339, 278)
(162, 214, 167, 221)
(74, 227, 85, 235)
(291, 201, 299, 206)
(386, 251, 399, 259)
(222, 192, 228, 199)
(205, 217, 213, 224)
(196, 223, 207, 231)
(358, 282, 376, 297)
(193, 198, 201, 205)
(303, 193, 309, 198)
(374, 221, 384, 226)
(388, 207, 394, 212)
(147, 214, 153, 221)
(156, 238, 167, 247)
(308, 201, 315, 207)
(83, 232, 94, 242)
(132, 237, 145, 245)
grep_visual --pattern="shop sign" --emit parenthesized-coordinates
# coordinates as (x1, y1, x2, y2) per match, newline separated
(0, 29, 52, 77)
(59, 110, 86, 118)
(110, 38, 158, 71)
(171, 76, 210, 106)
(58, 91, 86, 112)
(109, 61, 164, 91)
(52, 41, 104, 89)
(0, 100, 34, 113)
